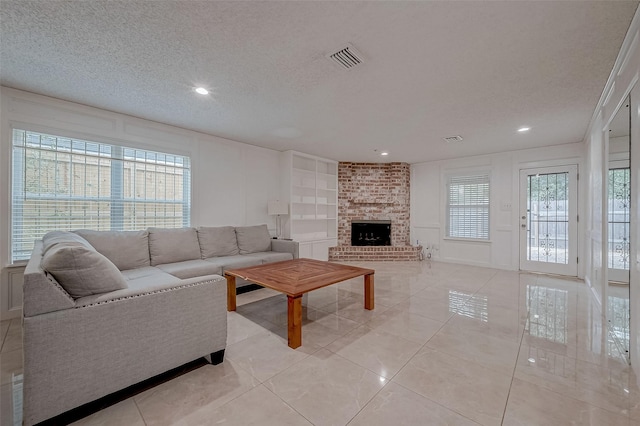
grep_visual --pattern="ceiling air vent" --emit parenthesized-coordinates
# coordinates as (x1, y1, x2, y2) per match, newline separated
(326, 44, 364, 70)
(443, 135, 464, 143)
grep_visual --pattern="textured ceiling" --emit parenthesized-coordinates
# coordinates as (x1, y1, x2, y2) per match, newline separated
(1, 1, 637, 163)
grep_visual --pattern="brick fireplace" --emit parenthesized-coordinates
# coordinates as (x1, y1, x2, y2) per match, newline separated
(328, 162, 421, 261)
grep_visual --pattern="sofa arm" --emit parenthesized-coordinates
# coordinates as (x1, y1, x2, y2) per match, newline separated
(23, 275, 227, 425)
(24, 241, 76, 317)
(271, 239, 299, 259)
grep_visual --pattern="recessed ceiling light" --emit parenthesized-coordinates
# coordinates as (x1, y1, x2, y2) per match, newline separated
(195, 87, 209, 95)
(380, 152, 389, 156)
(518, 127, 530, 132)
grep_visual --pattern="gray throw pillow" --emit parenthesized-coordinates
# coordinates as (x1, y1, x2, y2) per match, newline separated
(148, 227, 201, 266)
(41, 244, 128, 298)
(197, 226, 239, 258)
(42, 231, 94, 254)
(74, 229, 150, 271)
(235, 224, 271, 254)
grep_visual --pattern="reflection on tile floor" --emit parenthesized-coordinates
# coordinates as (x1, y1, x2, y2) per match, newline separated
(1, 261, 637, 425)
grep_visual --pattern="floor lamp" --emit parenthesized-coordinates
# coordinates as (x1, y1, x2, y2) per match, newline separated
(268, 200, 289, 239)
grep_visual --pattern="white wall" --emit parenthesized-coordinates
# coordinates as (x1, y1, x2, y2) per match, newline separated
(584, 8, 640, 378)
(0, 87, 282, 319)
(411, 143, 585, 273)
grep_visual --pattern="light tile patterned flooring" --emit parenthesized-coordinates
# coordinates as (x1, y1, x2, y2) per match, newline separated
(2, 261, 639, 425)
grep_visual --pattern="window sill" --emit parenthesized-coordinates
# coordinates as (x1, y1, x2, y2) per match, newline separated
(443, 237, 491, 244)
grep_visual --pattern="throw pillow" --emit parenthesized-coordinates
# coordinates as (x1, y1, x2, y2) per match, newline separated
(41, 244, 128, 298)
(42, 231, 94, 254)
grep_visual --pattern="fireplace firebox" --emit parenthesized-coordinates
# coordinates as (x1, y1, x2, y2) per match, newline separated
(351, 220, 391, 246)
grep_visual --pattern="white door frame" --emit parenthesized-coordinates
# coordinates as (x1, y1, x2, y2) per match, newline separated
(519, 165, 579, 276)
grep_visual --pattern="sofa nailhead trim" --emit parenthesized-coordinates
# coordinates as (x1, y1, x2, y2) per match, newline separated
(76, 277, 225, 309)
(45, 271, 76, 302)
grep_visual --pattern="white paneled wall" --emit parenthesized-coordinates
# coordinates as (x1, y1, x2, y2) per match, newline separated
(1, 266, 24, 320)
(0, 87, 282, 319)
(411, 144, 585, 272)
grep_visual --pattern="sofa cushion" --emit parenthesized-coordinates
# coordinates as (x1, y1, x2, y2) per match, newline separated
(243, 251, 293, 264)
(41, 243, 128, 298)
(197, 226, 239, 258)
(157, 260, 223, 279)
(235, 224, 271, 255)
(74, 273, 226, 308)
(148, 227, 201, 266)
(42, 231, 94, 254)
(121, 266, 182, 288)
(204, 255, 263, 272)
(74, 229, 150, 271)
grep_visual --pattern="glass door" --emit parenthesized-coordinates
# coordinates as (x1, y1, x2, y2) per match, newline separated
(606, 94, 631, 361)
(519, 165, 578, 276)
(608, 164, 631, 283)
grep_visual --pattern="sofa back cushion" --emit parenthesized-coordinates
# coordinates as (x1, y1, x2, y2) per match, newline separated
(148, 227, 201, 265)
(40, 231, 128, 298)
(197, 226, 239, 258)
(235, 224, 271, 254)
(74, 229, 150, 271)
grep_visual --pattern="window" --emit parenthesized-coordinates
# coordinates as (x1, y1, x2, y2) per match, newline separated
(11, 129, 191, 262)
(446, 173, 490, 240)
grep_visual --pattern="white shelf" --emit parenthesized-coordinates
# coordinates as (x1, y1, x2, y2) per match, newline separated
(281, 150, 339, 256)
(293, 167, 316, 175)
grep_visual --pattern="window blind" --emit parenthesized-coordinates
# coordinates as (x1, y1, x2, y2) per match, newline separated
(11, 129, 191, 262)
(446, 174, 490, 240)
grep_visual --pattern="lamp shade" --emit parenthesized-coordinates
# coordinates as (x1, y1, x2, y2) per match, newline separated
(268, 200, 289, 215)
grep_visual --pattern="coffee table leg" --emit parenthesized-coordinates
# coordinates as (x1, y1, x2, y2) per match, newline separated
(364, 273, 374, 310)
(287, 295, 303, 349)
(226, 275, 237, 311)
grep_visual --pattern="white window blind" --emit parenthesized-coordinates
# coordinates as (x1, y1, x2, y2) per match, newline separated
(446, 174, 490, 240)
(11, 129, 191, 262)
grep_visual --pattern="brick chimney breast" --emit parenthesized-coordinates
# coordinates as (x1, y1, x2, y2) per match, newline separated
(330, 162, 420, 261)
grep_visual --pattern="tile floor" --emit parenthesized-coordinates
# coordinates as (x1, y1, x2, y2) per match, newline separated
(1, 261, 638, 425)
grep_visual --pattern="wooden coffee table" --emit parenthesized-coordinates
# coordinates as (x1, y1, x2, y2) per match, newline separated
(225, 258, 375, 349)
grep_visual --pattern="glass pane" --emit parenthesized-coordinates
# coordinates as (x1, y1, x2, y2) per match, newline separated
(526, 172, 569, 264)
(608, 168, 630, 270)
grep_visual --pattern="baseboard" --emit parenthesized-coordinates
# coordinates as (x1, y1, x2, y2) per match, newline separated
(1, 308, 21, 321)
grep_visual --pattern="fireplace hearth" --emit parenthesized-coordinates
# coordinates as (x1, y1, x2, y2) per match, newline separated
(351, 220, 391, 246)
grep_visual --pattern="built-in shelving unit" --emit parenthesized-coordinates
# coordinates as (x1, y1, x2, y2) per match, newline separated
(281, 151, 338, 260)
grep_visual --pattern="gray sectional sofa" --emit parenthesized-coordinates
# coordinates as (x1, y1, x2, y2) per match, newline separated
(22, 224, 298, 425)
